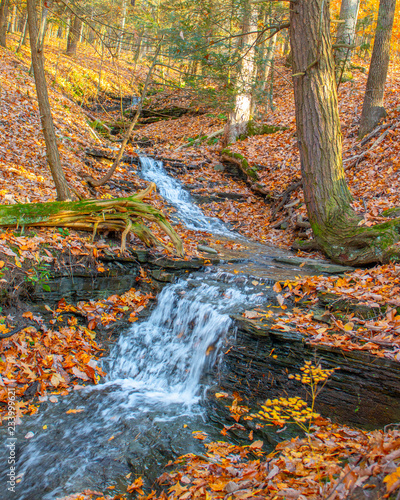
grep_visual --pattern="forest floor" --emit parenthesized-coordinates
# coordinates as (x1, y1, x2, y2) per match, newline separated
(0, 37, 400, 499)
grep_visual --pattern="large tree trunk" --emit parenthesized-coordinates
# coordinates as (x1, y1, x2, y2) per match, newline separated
(289, 0, 400, 265)
(66, 13, 81, 56)
(27, 0, 71, 201)
(222, 0, 258, 146)
(334, 0, 360, 82)
(0, 0, 9, 47)
(358, 0, 397, 139)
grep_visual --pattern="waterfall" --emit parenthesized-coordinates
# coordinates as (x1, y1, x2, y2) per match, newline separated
(0, 157, 264, 500)
(1, 274, 264, 500)
(139, 156, 234, 235)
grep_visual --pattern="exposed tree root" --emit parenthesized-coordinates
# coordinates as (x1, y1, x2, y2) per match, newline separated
(312, 210, 400, 265)
(0, 184, 183, 256)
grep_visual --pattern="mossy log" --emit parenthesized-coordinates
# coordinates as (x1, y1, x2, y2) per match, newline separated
(221, 149, 270, 197)
(0, 184, 183, 255)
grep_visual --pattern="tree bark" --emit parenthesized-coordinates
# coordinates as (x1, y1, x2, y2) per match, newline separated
(9, 3, 16, 33)
(66, 13, 81, 56)
(251, 7, 277, 116)
(16, 14, 28, 52)
(27, 0, 71, 201)
(289, 0, 400, 265)
(38, 4, 50, 51)
(0, 0, 9, 47)
(222, 0, 258, 146)
(358, 0, 397, 139)
(334, 0, 360, 82)
(117, 0, 127, 57)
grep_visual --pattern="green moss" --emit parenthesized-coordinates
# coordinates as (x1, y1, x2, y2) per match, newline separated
(238, 121, 288, 140)
(382, 207, 400, 218)
(88, 120, 109, 135)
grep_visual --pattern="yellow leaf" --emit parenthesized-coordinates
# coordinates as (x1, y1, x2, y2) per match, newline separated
(384, 467, 400, 492)
(273, 282, 282, 293)
(127, 477, 144, 493)
(50, 373, 64, 387)
(168, 482, 186, 496)
(249, 440, 263, 449)
(343, 322, 354, 331)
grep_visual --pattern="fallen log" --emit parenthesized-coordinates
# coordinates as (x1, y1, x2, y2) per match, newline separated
(343, 119, 399, 170)
(221, 149, 270, 197)
(0, 184, 183, 255)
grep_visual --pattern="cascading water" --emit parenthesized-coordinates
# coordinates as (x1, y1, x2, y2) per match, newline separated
(139, 156, 235, 236)
(0, 270, 266, 499)
(0, 157, 275, 499)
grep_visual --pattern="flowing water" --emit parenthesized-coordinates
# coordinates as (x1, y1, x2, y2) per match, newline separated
(139, 156, 235, 236)
(0, 158, 277, 499)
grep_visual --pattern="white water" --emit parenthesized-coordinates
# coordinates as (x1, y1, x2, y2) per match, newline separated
(1, 274, 264, 500)
(140, 156, 235, 235)
(0, 159, 265, 499)
(108, 278, 262, 403)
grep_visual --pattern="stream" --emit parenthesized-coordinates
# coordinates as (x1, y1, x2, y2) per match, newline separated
(0, 157, 301, 499)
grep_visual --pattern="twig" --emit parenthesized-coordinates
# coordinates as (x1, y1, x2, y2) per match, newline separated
(360, 122, 390, 147)
(344, 120, 399, 170)
(272, 180, 302, 217)
(324, 455, 364, 500)
(330, 315, 397, 348)
(0, 322, 30, 339)
(176, 128, 224, 151)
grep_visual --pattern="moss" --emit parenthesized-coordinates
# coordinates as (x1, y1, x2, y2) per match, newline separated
(382, 207, 400, 218)
(237, 122, 288, 141)
(88, 120, 109, 135)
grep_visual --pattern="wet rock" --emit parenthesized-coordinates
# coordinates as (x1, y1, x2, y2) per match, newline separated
(218, 315, 400, 428)
(150, 269, 175, 282)
(197, 245, 219, 255)
(273, 256, 354, 274)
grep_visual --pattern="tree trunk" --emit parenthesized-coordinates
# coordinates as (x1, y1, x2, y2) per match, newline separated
(16, 14, 28, 52)
(251, 7, 277, 116)
(66, 13, 81, 56)
(0, 0, 9, 47)
(222, 0, 258, 146)
(38, 4, 50, 51)
(26, 0, 71, 202)
(117, 0, 127, 57)
(289, 0, 400, 265)
(334, 0, 360, 82)
(358, 0, 397, 139)
(9, 3, 16, 33)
